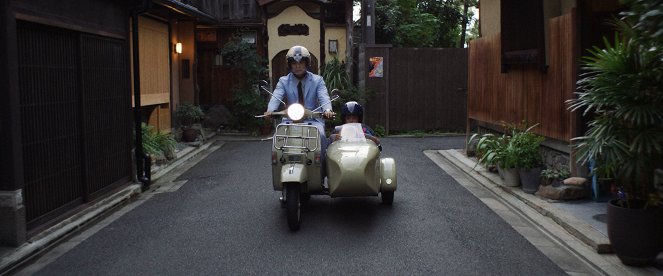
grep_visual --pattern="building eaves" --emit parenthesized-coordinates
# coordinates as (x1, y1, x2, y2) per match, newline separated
(152, 0, 218, 24)
(257, 0, 332, 7)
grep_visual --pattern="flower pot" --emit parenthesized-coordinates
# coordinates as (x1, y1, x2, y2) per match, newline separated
(519, 167, 543, 194)
(500, 167, 520, 187)
(182, 127, 199, 142)
(607, 199, 663, 266)
(496, 164, 504, 179)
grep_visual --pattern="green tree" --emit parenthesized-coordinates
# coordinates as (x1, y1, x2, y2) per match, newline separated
(418, 0, 463, 47)
(374, 0, 477, 48)
(220, 30, 269, 130)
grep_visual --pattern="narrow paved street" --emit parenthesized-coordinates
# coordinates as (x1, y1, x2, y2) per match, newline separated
(25, 137, 566, 275)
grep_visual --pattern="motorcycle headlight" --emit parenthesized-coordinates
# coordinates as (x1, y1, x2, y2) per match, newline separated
(287, 104, 305, 121)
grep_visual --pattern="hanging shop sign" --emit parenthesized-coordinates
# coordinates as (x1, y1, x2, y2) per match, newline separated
(278, 24, 309, 36)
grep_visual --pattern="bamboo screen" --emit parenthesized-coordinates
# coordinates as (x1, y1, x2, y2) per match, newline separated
(137, 16, 170, 106)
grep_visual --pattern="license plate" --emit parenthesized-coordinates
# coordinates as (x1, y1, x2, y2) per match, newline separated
(286, 155, 302, 162)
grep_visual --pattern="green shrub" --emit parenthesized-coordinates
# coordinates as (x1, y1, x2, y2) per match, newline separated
(175, 103, 204, 127)
(221, 30, 269, 131)
(469, 122, 543, 170)
(509, 124, 544, 169)
(373, 125, 386, 137)
(541, 165, 570, 181)
(142, 123, 176, 160)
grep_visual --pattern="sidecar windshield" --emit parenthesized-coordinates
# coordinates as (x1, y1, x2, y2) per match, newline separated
(339, 123, 366, 142)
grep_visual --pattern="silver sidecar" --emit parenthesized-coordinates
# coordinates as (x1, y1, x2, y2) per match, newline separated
(326, 123, 397, 204)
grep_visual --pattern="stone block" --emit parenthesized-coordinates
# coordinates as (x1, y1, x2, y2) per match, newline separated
(536, 184, 588, 200)
(563, 177, 588, 186)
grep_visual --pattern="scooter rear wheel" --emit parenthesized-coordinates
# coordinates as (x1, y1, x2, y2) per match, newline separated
(286, 184, 301, 231)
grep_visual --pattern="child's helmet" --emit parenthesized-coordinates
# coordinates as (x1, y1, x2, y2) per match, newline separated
(341, 101, 364, 123)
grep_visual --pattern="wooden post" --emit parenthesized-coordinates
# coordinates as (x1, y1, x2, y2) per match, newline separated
(345, 0, 353, 83)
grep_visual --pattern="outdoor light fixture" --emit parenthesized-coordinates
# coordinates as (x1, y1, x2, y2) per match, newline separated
(175, 42, 183, 54)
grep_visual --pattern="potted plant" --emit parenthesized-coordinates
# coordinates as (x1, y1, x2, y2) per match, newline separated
(540, 165, 570, 187)
(470, 131, 508, 176)
(469, 130, 521, 186)
(470, 133, 504, 167)
(499, 134, 522, 187)
(567, 0, 663, 266)
(510, 123, 545, 193)
(175, 102, 204, 142)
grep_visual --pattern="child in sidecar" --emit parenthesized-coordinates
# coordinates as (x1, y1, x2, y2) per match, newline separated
(324, 101, 395, 201)
(329, 101, 381, 147)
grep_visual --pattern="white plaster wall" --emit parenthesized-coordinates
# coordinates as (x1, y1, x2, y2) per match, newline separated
(268, 6, 321, 73)
(480, 0, 500, 37)
(324, 26, 346, 63)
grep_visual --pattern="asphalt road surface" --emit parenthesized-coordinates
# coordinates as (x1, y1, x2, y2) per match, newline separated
(28, 136, 566, 275)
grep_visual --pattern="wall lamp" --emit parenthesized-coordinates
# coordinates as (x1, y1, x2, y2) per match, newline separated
(175, 42, 183, 54)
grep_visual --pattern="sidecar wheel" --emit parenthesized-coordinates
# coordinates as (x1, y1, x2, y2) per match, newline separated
(286, 184, 301, 231)
(300, 193, 310, 203)
(381, 191, 394, 205)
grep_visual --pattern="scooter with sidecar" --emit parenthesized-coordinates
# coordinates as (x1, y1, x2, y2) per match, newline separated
(257, 82, 397, 231)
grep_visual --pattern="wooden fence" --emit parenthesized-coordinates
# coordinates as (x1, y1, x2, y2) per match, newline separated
(467, 11, 577, 142)
(363, 46, 468, 133)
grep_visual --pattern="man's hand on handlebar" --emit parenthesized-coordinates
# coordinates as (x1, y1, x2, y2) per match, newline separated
(323, 110, 335, 119)
(263, 111, 272, 119)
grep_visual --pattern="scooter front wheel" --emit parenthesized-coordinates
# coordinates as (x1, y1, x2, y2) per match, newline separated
(381, 191, 394, 205)
(286, 184, 301, 231)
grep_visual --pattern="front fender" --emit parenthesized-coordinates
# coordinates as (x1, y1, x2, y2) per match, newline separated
(380, 158, 397, 192)
(281, 163, 308, 183)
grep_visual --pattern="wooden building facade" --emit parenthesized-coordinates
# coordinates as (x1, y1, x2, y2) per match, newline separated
(468, 0, 624, 170)
(0, 0, 222, 248)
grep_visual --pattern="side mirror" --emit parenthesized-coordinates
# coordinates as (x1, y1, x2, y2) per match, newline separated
(330, 89, 340, 101)
(259, 80, 285, 106)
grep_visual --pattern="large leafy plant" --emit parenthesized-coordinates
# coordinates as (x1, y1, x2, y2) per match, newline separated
(567, 0, 663, 209)
(509, 124, 544, 170)
(321, 56, 373, 128)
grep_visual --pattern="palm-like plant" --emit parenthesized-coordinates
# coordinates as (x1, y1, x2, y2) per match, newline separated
(470, 132, 509, 167)
(141, 123, 176, 160)
(567, 1, 663, 209)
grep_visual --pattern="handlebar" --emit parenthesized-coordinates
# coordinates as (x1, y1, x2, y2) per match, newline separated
(256, 105, 332, 121)
(256, 80, 340, 121)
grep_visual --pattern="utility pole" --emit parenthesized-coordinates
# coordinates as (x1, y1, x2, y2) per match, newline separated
(459, 0, 470, 48)
(345, 0, 353, 82)
(362, 0, 375, 44)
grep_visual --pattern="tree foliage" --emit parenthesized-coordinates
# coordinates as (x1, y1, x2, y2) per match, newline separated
(220, 30, 269, 130)
(374, 0, 477, 47)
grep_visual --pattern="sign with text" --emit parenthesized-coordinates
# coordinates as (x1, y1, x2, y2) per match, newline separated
(278, 24, 309, 36)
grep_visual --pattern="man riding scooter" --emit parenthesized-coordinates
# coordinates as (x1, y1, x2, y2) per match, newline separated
(261, 59, 397, 230)
(263, 45, 335, 150)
